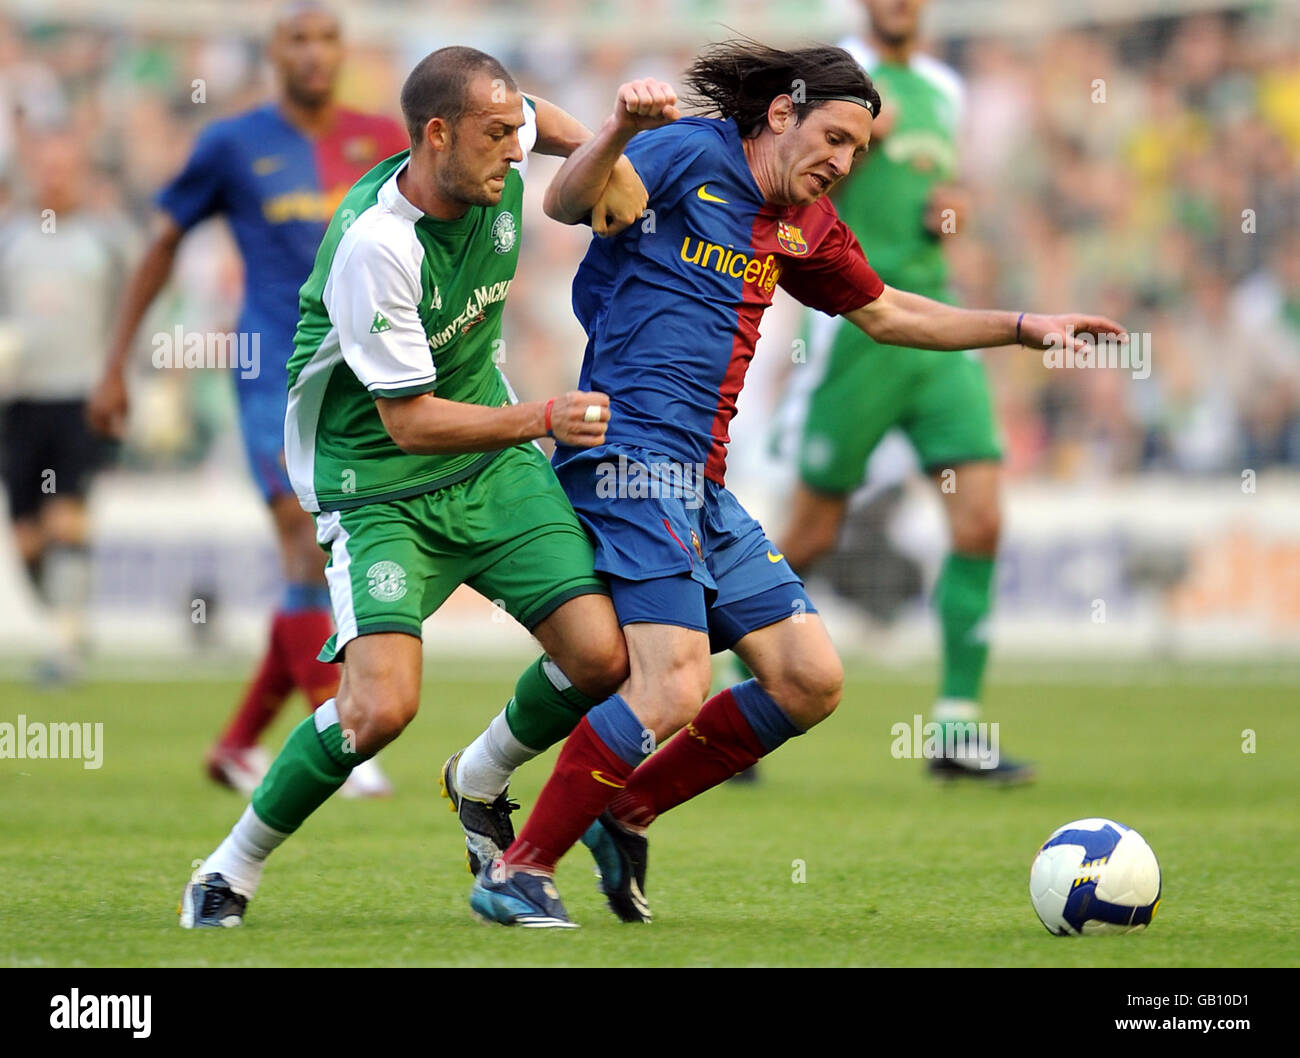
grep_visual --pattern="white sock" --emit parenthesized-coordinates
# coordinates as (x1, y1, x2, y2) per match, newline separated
(456, 708, 540, 802)
(201, 805, 289, 899)
(932, 698, 984, 766)
(932, 698, 980, 724)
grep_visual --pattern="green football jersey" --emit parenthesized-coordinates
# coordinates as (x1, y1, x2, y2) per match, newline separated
(834, 37, 962, 294)
(286, 101, 537, 513)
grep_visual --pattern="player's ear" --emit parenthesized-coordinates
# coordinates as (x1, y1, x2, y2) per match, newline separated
(767, 94, 796, 134)
(423, 116, 449, 152)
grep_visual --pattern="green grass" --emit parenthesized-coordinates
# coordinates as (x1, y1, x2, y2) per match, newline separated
(1, 661, 1296, 967)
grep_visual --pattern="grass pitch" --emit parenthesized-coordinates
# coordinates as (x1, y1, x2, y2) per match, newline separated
(2, 660, 1296, 967)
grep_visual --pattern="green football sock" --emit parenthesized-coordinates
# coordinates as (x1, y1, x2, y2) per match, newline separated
(935, 552, 996, 704)
(251, 699, 368, 834)
(504, 655, 599, 751)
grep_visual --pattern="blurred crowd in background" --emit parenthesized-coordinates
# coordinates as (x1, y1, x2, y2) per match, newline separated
(0, 1, 1297, 485)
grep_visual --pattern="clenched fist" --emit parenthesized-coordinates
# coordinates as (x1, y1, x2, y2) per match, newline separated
(612, 79, 680, 135)
(547, 390, 610, 447)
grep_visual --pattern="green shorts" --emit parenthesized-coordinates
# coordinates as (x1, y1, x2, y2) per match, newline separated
(798, 312, 1003, 495)
(314, 442, 606, 662)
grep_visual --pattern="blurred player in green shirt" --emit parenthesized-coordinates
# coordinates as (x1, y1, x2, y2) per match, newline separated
(777, 0, 1031, 781)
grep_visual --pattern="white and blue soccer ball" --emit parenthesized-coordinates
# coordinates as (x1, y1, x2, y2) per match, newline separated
(1029, 818, 1162, 935)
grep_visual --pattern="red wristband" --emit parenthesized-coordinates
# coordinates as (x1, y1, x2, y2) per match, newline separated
(544, 397, 555, 437)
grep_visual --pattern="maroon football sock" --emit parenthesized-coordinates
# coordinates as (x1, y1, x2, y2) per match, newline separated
(608, 687, 765, 829)
(273, 609, 339, 710)
(216, 625, 295, 749)
(502, 716, 637, 875)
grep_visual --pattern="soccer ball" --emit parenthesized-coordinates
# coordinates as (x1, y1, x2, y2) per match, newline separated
(1029, 818, 1161, 935)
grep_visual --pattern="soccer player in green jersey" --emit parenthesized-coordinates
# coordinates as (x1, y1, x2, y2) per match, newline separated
(774, 0, 1030, 780)
(180, 46, 665, 927)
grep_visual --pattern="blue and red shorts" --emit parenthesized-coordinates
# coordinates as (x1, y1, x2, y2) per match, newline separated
(553, 442, 815, 653)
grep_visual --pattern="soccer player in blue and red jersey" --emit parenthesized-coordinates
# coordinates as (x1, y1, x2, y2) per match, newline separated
(468, 40, 1127, 927)
(89, 3, 408, 796)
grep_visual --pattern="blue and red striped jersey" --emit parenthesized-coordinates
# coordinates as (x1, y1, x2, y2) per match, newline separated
(564, 116, 884, 485)
(156, 103, 408, 392)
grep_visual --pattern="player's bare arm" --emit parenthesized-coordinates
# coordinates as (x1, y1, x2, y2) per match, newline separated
(523, 93, 593, 157)
(86, 213, 185, 438)
(589, 161, 649, 238)
(524, 91, 648, 236)
(844, 284, 1127, 352)
(376, 389, 609, 454)
(543, 78, 680, 226)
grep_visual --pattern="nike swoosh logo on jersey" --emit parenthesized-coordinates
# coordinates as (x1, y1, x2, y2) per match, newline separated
(696, 184, 728, 204)
(767, 550, 784, 563)
(590, 770, 626, 789)
(253, 156, 284, 176)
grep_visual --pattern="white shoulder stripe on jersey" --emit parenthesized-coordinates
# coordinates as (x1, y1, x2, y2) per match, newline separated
(366, 370, 438, 393)
(288, 171, 429, 513)
(838, 33, 965, 126)
(839, 34, 876, 72)
(513, 95, 539, 181)
(912, 52, 965, 123)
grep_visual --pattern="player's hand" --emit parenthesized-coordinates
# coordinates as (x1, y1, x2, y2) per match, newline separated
(548, 390, 610, 447)
(87, 370, 129, 439)
(1018, 313, 1129, 351)
(591, 157, 648, 237)
(612, 78, 680, 135)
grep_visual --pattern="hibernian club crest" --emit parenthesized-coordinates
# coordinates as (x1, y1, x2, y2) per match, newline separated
(492, 211, 517, 254)
(366, 560, 408, 602)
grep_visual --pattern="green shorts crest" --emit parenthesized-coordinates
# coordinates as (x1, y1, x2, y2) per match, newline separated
(314, 443, 606, 661)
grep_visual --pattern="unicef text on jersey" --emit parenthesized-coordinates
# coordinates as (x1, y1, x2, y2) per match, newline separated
(150, 326, 261, 380)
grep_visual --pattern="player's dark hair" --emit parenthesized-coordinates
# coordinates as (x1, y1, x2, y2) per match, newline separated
(683, 38, 880, 138)
(401, 46, 518, 146)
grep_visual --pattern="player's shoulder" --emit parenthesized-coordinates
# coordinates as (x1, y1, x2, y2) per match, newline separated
(185, 103, 281, 160)
(334, 107, 407, 141)
(786, 194, 846, 243)
(333, 106, 399, 129)
(837, 34, 876, 73)
(670, 115, 734, 140)
(910, 52, 965, 108)
(333, 168, 422, 268)
(632, 115, 732, 157)
(203, 102, 281, 140)
(342, 199, 416, 251)
(838, 33, 964, 103)
(625, 116, 739, 193)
